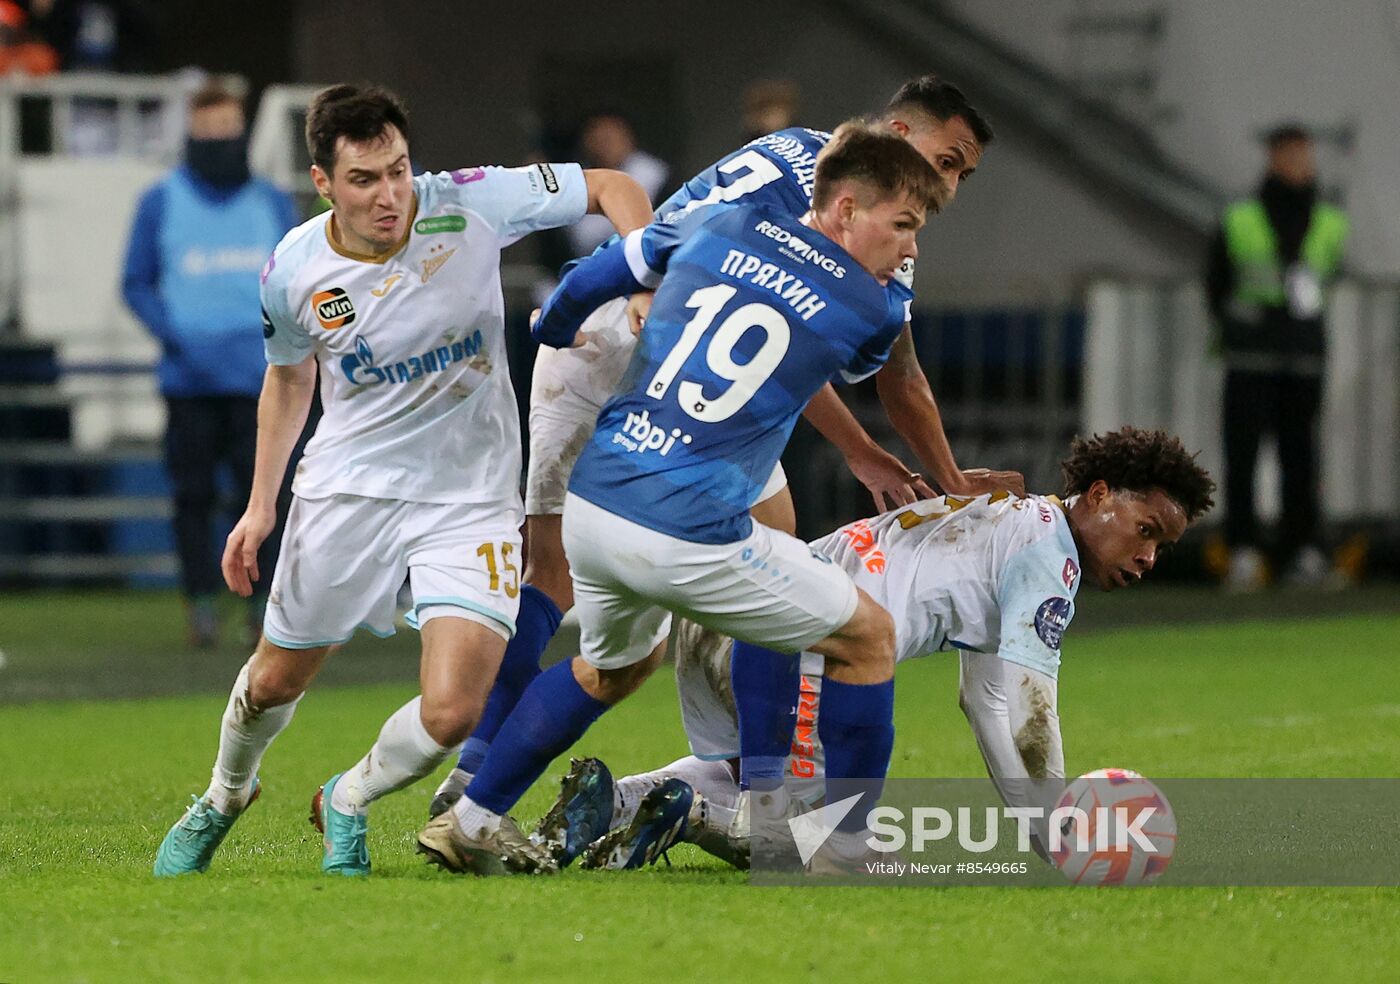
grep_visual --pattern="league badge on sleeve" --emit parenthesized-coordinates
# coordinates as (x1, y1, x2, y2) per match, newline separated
(1034, 596, 1073, 649)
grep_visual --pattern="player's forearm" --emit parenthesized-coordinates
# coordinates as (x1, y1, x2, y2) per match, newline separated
(802, 384, 882, 459)
(532, 237, 643, 348)
(246, 361, 316, 514)
(875, 369, 961, 488)
(583, 169, 653, 237)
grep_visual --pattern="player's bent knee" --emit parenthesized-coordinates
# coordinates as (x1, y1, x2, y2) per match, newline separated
(418, 693, 485, 747)
(523, 514, 574, 609)
(817, 596, 895, 678)
(577, 644, 665, 704)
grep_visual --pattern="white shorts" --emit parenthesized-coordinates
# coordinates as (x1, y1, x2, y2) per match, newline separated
(561, 492, 859, 671)
(524, 298, 785, 515)
(263, 493, 524, 649)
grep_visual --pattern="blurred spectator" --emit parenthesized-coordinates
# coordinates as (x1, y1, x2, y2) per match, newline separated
(0, 1, 59, 74)
(24, 0, 156, 72)
(121, 82, 299, 646)
(567, 111, 667, 256)
(1205, 124, 1349, 590)
(741, 78, 799, 141)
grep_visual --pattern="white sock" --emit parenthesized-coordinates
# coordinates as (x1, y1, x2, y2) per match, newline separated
(613, 755, 740, 828)
(331, 697, 453, 816)
(826, 827, 872, 861)
(206, 659, 300, 815)
(451, 795, 502, 836)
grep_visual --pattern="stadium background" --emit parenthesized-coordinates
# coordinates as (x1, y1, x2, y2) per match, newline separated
(2, 3, 1398, 981)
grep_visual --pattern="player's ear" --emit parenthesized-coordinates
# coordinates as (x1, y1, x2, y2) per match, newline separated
(310, 164, 332, 202)
(838, 192, 858, 226)
(1086, 479, 1111, 507)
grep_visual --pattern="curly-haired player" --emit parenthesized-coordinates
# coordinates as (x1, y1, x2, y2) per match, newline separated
(533, 426, 1214, 870)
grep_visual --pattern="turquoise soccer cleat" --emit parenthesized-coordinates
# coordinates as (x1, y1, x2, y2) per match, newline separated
(152, 780, 259, 877)
(310, 773, 371, 876)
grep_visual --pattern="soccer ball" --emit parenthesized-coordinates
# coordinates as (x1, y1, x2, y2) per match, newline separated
(1050, 768, 1176, 886)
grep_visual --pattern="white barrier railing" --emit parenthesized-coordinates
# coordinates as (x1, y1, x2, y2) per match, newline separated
(1084, 279, 1400, 521)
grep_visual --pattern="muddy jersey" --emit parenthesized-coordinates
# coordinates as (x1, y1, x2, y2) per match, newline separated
(812, 492, 1083, 678)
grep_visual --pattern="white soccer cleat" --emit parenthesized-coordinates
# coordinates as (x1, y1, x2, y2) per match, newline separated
(416, 809, 557, 876)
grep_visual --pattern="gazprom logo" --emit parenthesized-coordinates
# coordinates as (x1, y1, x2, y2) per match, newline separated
(341, 330, 485, 386)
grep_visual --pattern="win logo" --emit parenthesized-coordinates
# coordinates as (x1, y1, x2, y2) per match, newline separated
(312, 287, 356, 331)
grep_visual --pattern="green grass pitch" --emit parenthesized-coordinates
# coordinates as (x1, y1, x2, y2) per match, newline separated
(2, 590, 1398, 982)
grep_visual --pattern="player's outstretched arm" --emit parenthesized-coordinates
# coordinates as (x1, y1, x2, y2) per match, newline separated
(802, 384, 933, 511)
(875, 326, 1025, 497)
(221, 358, 316, 597)
(958, 650, 1065, 860)
(581, 168, 654, 238)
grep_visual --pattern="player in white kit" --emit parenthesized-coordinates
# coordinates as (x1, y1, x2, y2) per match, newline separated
(530, 427, 1215, 869)
(152, 83, 653, 877)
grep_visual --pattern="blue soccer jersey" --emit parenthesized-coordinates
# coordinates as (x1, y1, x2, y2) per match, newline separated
(652, 128, 827, 224)
(564, 204, 908, 544)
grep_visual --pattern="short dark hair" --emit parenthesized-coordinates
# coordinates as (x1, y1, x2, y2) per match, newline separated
(1265, 122, 1311, 149)
(1061, 427, 1215, 522)
(189, 81, 241, 114)
(885, 74, 994, 147)
(811, 119, 941, 212)
(305, 83, 411, 174)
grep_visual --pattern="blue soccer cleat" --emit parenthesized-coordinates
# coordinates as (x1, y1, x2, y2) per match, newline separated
(532, 757, 615, 868)
(310, 773, 370, 876)
(153, 780, 260, 877)
(580, 777, 695, 870)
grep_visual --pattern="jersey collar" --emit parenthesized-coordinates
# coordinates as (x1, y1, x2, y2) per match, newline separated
(324, 194, 419, 264)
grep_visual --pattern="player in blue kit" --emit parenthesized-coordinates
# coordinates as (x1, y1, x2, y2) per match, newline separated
(416, 121, 942, 873)
(428, 75, 1021, 819)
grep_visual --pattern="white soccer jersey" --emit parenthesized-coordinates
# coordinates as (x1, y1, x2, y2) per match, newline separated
(810, 492, 1083, 678)
(260, 163, 588, 504)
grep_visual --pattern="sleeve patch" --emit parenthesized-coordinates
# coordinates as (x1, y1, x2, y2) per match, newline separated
(536, 163, 560, 193)
(261, 305, 275, 339)
(1034, 597, 1073, 649)
(1061, 557, 1080, 589)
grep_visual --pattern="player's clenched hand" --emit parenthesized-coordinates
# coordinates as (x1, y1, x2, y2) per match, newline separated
(625, 291, 654, 336)
(530, 307, 592, 348)
(845, 445, 936, 512)
(942, 467, 1027, 498)
(222, 506, 277, 598)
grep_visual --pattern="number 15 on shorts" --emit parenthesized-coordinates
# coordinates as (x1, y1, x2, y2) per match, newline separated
(476, 541, 520, 598)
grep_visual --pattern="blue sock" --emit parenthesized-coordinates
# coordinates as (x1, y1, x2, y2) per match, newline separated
(455, 584, 563, 774)
(464, 658, 607, 815)
(731, 641, 800, 791)
(818, 676, 895, 832)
